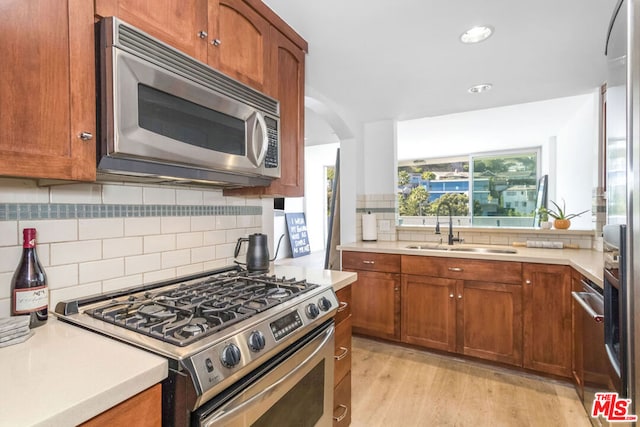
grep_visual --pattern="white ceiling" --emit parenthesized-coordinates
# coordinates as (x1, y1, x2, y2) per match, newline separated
(262, 0, 618, 144)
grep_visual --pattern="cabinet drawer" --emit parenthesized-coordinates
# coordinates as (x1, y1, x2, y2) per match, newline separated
(402, 255, 522, 284)
(333, 371, 351, 427)
(334, 285, 352, 325)
(342, 251, 400, 273)
(334, 316, 352, 386)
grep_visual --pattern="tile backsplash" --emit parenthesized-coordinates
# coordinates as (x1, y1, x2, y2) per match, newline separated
(0, 178, 262, 318)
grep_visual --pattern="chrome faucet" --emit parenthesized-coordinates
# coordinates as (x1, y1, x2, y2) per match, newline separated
(434, 201, 463, 245)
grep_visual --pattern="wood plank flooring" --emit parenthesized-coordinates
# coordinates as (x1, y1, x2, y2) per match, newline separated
(350, 336, 592, 427)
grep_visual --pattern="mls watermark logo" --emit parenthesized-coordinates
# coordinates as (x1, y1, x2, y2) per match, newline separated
(591, 392, 638, 422)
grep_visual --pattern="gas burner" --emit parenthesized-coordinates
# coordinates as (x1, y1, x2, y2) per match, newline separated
(269, 288, 292, 300)
(175, 318, 209, 339)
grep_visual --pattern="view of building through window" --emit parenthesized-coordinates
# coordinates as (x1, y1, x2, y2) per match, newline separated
(398, 150, 539, 227)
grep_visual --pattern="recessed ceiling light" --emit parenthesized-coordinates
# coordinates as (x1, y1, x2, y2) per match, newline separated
(468, 84, 493, 94)
(460, 26, 494, 43)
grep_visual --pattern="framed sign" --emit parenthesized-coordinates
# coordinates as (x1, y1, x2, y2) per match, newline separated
(285, 212, 310, 258)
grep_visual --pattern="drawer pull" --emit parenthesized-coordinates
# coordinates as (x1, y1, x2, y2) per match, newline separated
(448, 267, 463, 272)
(337, 301, 349, 312)
(333, 405, 349, 422)
(449, 293, 454, 298)
(334, 346, 349, 361)
(362, 260, 375, 264)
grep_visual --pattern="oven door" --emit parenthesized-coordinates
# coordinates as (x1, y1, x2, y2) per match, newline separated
(194, 322, 335, 427)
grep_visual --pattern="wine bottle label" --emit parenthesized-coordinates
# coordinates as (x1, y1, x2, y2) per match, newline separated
(13, 286, 48, 313)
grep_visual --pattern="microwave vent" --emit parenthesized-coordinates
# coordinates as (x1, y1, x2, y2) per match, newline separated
(112, 19, 279, 117)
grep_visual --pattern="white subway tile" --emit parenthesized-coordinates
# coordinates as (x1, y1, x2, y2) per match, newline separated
(176, 232, 203, 249)
(0, 272, 11, 298)
(203, 190, 225, 205)
(20, 219, 77, 243)
(203, 259, 228, 271)
(177, 264, 203, 276)
(225, 197, 246, 206)
(79, 258, 125, 283)
(216, 243, 236, 259)
(103, 237, 143, 259)
(226, 228, 248, 243)
(161, 216, 191, 234)
(46, 264, 78, 290)
(0, 298, 9, 318)
(50, 282, 102, 310)
(102, 184, 143, 205)
(203, 230, 226, 245)
(191, 216, 216, 232)
(125, 253, 161, 275)
(0, 222, 18, 246)
(124, 217, 161, 236)
(51, 240, 101, 265)
(0, 178, 50, 203)
(237, 215, 253, 228)
(191, 246, 215, 264)
(215, 216, 237, 230)
(144, 234, 176, 253)
(79, 218, 124, 240)
(50, 183, 102, 204)
(143, 269, 176, 284)
(161, 249, 191, 268)
(102, 274, 143, 293)
(143, 187, 176, 205)
(176, 189, 203, 205)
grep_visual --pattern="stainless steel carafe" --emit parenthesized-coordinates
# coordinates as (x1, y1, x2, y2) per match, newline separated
(234, 233, 284, 272)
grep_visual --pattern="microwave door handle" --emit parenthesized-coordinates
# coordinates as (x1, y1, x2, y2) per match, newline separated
(247, 111, 268, 167)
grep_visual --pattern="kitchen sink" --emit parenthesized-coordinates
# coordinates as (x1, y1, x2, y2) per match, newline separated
(405, 244, 517, 254)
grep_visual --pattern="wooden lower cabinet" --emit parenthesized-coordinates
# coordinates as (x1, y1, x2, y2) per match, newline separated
(80, 383, 161, 427)
(333, 285, 352, 426)
(523, 263, 572, 377)
(401, 273, 522, 366)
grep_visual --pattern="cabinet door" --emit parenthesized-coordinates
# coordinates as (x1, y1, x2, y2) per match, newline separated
(401, 274, 457, 352)
(0, 0, 96, 181)
(96, 0, 208, 61)
(349, 270, 400, 341)
(460, 280, 523, 366)
(523, 263, 572, 377)
(208, 0, 271, 90)
(334, 315, 352, 387)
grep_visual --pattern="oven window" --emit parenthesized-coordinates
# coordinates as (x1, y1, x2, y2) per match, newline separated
(137, 84, 246, 155)
(251, 360, 325, 427)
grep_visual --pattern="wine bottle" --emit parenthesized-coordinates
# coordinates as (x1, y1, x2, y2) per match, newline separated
(11, 228, 48, 328)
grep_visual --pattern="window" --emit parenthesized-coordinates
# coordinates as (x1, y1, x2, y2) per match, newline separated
(398, 149, 539, 227)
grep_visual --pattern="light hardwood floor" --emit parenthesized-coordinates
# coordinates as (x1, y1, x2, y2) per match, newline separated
(350, 336, 592, 427)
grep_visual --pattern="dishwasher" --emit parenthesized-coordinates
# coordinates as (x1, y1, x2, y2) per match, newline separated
(572, 278, 617, 427)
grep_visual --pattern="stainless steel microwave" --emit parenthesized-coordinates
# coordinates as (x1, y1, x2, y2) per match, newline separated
(97, 17, 280, 187)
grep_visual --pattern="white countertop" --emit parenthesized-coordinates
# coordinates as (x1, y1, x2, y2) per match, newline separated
(0, 317, 168, 427)
(338, 241, 604, 286)
(0, 266, 353, 427)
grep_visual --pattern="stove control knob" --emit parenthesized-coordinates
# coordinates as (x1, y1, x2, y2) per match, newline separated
(306, 303, 320, 319)
(248, 331, 266, 352)
(220, 344, 242, 368)
(318, 296, 332, 312)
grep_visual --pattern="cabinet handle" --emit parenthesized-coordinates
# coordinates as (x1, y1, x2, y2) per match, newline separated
(211, 38, 222, 46)
(198, 30, 208, 39)
(457, 294, 462, 299)
(334, 346, 349, 361)
(333, 405, 349, 422)
(78, 131, 93, 141)
(337, 301, 349, 312)
(525, 279, 532, 285)
(449, 293, 454, 298)
(448, 267, 463, 272)
(394, 287, 399, 291)
(362, 260, 375, 264)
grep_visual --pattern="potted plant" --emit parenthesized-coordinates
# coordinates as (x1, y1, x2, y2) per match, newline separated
(537, 208, 552, 229)
(540, 199, 589, 230)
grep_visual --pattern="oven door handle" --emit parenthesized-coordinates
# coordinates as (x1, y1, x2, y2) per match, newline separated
(571, 291, 604, 322)
(202, 325, 334, 426)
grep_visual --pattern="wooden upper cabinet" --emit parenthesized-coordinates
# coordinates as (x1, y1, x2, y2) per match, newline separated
(95, 0, 209, 61)
(0, 0, 96, 181)
(208, 0, 271, 90)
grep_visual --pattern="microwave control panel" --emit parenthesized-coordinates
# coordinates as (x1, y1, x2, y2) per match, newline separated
(265, 118, 279, 168)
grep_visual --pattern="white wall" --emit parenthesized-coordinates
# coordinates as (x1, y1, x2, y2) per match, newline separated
(363, 120, 397, 195)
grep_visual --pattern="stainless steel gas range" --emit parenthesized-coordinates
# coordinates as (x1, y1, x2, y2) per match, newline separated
(55, 266, 338, 426)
